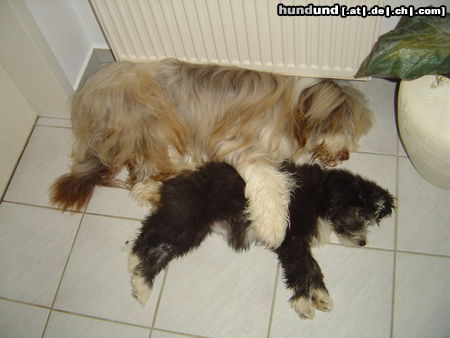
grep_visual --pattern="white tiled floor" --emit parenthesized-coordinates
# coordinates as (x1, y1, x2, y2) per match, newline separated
(1, 79, 449, 338)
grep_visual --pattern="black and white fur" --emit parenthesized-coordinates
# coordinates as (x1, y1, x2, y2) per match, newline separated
(127, 162, 394, 319)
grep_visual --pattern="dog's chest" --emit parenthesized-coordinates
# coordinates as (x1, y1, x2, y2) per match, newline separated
(310, 218, 333, 247)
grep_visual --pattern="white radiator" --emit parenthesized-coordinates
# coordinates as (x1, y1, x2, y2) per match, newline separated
(90, 0, 382, 79)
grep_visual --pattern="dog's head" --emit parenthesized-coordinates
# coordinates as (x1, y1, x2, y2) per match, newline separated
(294, 80, 374, 167)
(324, 169, 394, 247)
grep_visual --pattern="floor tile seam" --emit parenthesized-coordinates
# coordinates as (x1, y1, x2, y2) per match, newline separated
(41, 212, 87, 337)
(150, 268, 170, 330)
(1, 200, 83, 214)
(37, 115, 72, 121)
(326, 242, 450, 259)
(40, 309, 52, 338)
(394, 250, 450, 259)
(34, 124, 72, 130)
(0, 296, 51, 311)
(0, 116, 39, 203)
(0, 298, 157, 335)
(47, 308, 153, 330)
(3, 199, 448, 258)
(83, 210, 143, 222)
(1, 200, 143, 222)
(390, 155, 400, 338)
(355, 150, 408, 159)
(151, 327, 211, 338)
(266, 263, 280, 338)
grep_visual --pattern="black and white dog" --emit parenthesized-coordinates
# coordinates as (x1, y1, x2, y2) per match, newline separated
(127, 162, 394, 319)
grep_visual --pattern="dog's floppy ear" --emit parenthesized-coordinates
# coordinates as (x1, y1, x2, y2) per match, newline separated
(293, 83, 318, 147)
(294, 80, 348, 148)
(293, 120, 309, 148)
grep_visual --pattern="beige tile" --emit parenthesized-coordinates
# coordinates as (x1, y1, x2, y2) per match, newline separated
(155, 236, 277, 338)
(351, 78, 399, 155)
(4, 126, 73, 208)
(338, 153, 397, 250)
(44, 311, 150, 338)
(397, 158, 450, 256)
(270, 245, 394, 338)
(0, 299, 49, 338)
(393, 253, 450, 338)
(54, 215, 162, 326)
(86, 169, 149, 220)
(0, 203, 80, 306)
(86, 186, 148, 220)
(151, 329, 200, 338)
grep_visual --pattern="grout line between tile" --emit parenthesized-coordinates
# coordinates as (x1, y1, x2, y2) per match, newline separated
(0, 116, 38, 203)
(1, 200, 83, 214)
(1, 200, 143, 222)
(40, 212, 86, 338)
(355, 150, 400, 158)
(37, 115, 72, 120)
(266, 264, 280, 338)
(0, 298, 155, 334)
(325, 242, 450, 259)
(3, 200, 449, 259)
(390, 154, 400, 338)
(3, 199, 449, 260)
(0, 296, 51, 311)
(35, 124, 72, 130)
(150, 327, 210, 338)
(1, 294, 155, 335)
(83, 210, 142, 222)
(150, 267, 170, 330)
(50, 308, 152, 330)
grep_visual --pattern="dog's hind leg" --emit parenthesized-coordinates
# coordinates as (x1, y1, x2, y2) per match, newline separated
(275, 239, 333, 319)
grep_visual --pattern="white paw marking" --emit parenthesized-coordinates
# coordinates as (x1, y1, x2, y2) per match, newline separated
(290, 297, 315, 320)
(312, 289, 333, 312)
(250, 218, 287, 249)
(237, 162, 295, 249)
(128, 252, 151, 306)
(130, 272, 151, 306)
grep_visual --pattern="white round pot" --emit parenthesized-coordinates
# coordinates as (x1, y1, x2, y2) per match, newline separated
(398, 75, 450, 189)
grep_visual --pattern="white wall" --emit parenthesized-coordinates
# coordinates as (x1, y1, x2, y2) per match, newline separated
(0, 62, 36, 197)
(70, 0, 108, 47)
(24, 0, 108, 89)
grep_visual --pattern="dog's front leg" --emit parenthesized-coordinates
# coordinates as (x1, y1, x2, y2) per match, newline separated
(275, 239, 333, 319)
(235, 160, 294, 249)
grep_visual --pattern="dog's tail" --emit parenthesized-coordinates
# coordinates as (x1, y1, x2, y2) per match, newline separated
(50, 155, 120, 212)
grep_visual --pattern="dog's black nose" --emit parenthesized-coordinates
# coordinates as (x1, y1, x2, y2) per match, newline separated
(358, 240, 366, 246)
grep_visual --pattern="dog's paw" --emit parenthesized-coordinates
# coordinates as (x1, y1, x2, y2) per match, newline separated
(312, 288, 333, 312)
(128, 252, 151, 306)
(290, 297, 316, 320)
(130, 272, 151, 306)
(251, 220, 287, 249)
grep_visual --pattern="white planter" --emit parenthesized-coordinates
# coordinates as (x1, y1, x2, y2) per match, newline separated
(398, 75, 450, 189)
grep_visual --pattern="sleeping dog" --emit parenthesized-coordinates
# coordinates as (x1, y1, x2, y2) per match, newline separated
(127, 162, 394, 319)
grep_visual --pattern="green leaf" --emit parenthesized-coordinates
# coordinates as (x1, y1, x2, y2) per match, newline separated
(357, 14, 450, 79)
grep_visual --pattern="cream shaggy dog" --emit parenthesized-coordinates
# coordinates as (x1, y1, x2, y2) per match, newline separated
(51, 59, 373, 248)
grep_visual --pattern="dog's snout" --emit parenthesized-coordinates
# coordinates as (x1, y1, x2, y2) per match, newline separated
(338, 150, 349, 161)
(358, 239, 366, 247)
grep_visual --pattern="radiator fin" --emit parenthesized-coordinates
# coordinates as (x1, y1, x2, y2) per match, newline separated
(91, 0, 382, 79)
